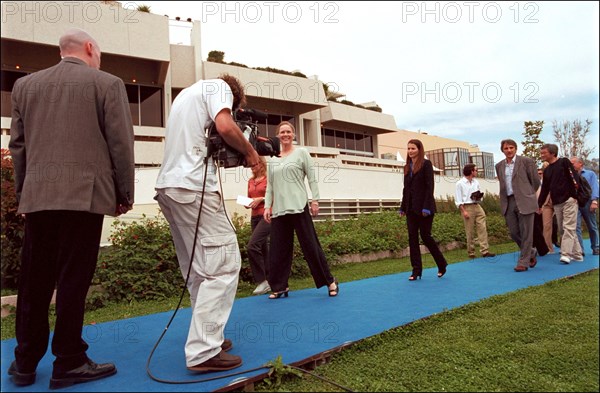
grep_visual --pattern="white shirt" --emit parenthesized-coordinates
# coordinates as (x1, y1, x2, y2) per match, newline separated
(505, 157, 516, 197)
(155, 79, 233, 192)
(455, 177, 481, 207)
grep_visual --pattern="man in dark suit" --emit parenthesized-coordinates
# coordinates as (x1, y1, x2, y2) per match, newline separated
(8, 28, 134, 389)
(495, 139, 540, 272)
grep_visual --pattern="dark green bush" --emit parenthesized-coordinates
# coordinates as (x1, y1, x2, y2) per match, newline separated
(1, 149, 24, 289)
(87, 215, 180, 309)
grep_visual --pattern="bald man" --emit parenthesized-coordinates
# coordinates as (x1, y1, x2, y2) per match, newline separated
(8, 28, 134, 389)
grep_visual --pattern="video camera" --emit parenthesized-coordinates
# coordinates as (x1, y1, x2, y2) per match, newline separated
(470, 190, 484, 201)
(206, 108, 281, 168)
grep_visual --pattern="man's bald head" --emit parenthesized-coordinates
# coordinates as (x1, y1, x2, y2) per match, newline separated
(59, 28, 101, 69)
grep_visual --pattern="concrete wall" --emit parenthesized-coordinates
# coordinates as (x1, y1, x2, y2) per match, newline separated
(1, 1, 170, 60)
(100, 161, 500, 244)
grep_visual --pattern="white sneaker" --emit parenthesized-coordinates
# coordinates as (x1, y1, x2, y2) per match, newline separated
(572, 255, 584, 262)
(252, 280, 271, 295)
(559, 255, 571, 264)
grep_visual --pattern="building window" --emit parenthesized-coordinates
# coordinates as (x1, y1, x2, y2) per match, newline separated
(323, 129, 335, 148)
(426, 147, 470, 178)
(1, 70, 29, 118)
(335, 131, 345, 149)
(321, 127, 374, 156)
(126, 84, 163, 127)
(469, 152, 495, 179)
(252, 112, 294, 139)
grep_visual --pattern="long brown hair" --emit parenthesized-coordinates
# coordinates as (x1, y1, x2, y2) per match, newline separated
(404, 139, 425, 174)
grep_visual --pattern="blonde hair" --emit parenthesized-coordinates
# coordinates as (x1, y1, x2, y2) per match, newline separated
(276, 121, 295, 134)
(251, 156, 267, 179)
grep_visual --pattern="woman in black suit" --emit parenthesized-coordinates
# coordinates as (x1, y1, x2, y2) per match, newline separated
(399, 139, 448, 281)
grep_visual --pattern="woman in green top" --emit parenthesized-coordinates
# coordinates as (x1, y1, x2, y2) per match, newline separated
(263, 121, 339, 299)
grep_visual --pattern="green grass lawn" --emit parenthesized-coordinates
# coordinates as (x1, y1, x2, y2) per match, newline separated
(1, 242, 598, 392)
(255, 270, 598, 392)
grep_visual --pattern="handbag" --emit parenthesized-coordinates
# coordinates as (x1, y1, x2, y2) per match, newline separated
(568, 166, 592, 208)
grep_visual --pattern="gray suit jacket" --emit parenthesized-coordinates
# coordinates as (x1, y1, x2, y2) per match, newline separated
(495, 155, 540, 216)
(9, 57, 135, 216)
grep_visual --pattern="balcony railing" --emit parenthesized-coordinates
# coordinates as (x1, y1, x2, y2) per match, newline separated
(314, 199, 400, 221)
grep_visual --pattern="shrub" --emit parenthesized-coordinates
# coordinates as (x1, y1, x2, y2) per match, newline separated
(1, 149, 24, 289)
(87, 214, 180, 309)
(207, 50, 225, 63)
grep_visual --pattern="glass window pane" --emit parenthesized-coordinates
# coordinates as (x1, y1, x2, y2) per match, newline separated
(346, 132, 356, 151)
(355, 133, 366, 152)
(323, 129, 335, 148)
(126, 84, 140, 126)
(266, 123, 278, 138)
(140, 86, 163, 127)
(365, 136, 372, 152)
(267, 114, 280, 125)
(335, 131, 345, 149)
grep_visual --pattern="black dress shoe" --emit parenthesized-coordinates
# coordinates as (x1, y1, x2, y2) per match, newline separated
(8, 361, 36, 386)
(482, 252, 496, 258)
(50, 359, 116, 390)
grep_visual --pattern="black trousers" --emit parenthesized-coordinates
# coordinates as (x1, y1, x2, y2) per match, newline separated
(267, 205, 334, 292)
(406, 211, 447, 275)
(15, 210, 103, 374)
(247, 215, 271, 283)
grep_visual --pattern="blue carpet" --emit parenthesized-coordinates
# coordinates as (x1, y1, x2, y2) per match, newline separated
(2, 243, 598, 392)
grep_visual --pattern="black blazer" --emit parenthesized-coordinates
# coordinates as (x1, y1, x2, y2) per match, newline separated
(400, 159, 436, 215)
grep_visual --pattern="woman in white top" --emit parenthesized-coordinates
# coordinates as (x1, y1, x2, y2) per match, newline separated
(263, 121, 339, 299)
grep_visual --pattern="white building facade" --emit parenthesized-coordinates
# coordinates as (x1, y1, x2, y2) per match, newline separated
(1, 1, 498, 244)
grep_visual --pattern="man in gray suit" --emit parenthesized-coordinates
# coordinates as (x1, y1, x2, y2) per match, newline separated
(495, 139, 540, 272)
(8, 28, 134, 389)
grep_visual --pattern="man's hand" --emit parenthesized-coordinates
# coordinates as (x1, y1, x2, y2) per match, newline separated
(116, 204, 133, 216)
(245, 150, 260, 169)
(591, 200, 598, 212)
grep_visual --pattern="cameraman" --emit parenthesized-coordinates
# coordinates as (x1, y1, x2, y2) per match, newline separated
(155, 74, 259, 373)
(455, 164, 495, 259)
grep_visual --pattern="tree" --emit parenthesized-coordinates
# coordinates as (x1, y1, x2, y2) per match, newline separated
(552, 119, 594, 161)
(521, 120, 545, 166)
(207, 50, 225, 63)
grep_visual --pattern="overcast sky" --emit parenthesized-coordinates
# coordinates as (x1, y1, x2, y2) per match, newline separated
(144, 1, 599, 163)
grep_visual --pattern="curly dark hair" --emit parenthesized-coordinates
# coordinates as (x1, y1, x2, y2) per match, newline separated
(219, 73, 246, 111)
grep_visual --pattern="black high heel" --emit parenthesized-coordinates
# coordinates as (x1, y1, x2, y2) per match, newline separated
(408, 273, 421, 281)
(437, 264, 448, 278)
(328, 279, 339, 297)
(268, 289, 289, 299)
